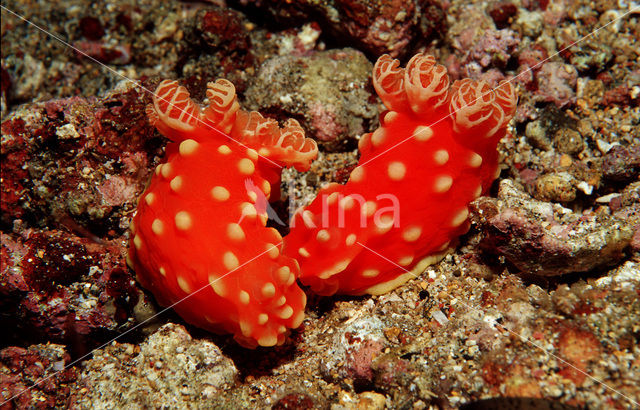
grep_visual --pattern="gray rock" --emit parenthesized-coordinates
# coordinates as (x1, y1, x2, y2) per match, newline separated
(470, 179, 634, 276)
(75, 324, 237, 408)
(243, 48, 378, 152)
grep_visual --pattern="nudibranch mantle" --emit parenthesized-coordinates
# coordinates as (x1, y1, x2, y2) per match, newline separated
(128, 79, 317, 348)
(284, 53, 517, 296)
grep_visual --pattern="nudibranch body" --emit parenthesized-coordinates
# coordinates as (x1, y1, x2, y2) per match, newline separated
(284, 54, 517, 296)
(128, 79, 317, 347)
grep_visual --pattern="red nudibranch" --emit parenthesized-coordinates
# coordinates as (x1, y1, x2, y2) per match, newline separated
(128, 53, 517, 347)
(283, 53, 517, 296)
(127, 79, 317, 347)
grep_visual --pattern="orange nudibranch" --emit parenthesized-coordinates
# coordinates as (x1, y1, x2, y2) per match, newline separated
(284, 53, 517, 296)
(128, 79, 317, 348)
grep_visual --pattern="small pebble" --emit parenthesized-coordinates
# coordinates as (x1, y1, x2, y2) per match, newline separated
(559, 154, 573, 167)
(525, 120, 551, 150)
(535, 173, 576, 202)
(554, 128, 584, 155)
(432, 310, 449, 325)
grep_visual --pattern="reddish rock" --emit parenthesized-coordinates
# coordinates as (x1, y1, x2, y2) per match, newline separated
(194, 7, 250, 52)
(272, 393, 316, 409)
(488, 2, 518, 29)
(601, 144, 640, 183)
(472, 28, 520, 68)
(451, 21, 520, 79)
(0, 83, 160, 350)
(0, 84, 159, 236)
(0, 344, 77, 408)
(522, 0, 549, 11)
(344, 338, 385, 382)
(0, 119, 31, 223)
(602, 84, 633, 106)
(237, 0, 446, 58)
(556, 326, 601, 384)
(180, 6, 259, 96)
(1, 64, 11, 116)
(0, 229, 142, 350)
(0, 64, 11, 96)
(73, 40, 131, 65)
(334, 0, 417, 57)
(78, 16, 105, 40)
(631, 227, 640, 252)
(321, 316, 387, 385)
(518, 44, 548, 72)
(535, 62, 578, 107)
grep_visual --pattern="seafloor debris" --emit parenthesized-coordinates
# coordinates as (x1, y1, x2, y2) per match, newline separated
(73, 324, 238, 407)
(234, 0, 446, 58)
(0, 343, 76, 408)
(0, 0, 638, 407)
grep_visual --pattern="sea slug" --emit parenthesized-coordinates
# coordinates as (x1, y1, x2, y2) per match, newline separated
(284, 53, 517, 295)
(127, 79, 317, 347)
